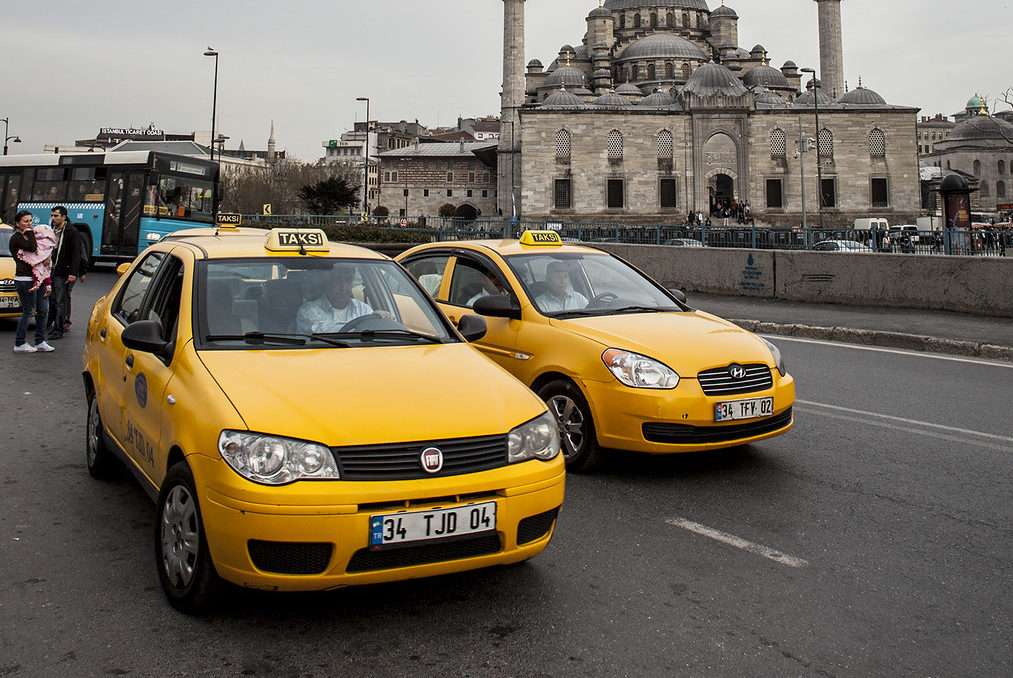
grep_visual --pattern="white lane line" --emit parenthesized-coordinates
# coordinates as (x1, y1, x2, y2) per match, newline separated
(797, 400, 1013, 445)
(665, 517, 809, 569)
(761, 335, 1013, 369)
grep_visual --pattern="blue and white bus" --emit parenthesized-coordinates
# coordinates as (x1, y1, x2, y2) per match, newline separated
(0, 151, 219, 263)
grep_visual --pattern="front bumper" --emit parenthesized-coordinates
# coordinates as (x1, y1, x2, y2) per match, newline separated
(581, 373, 796, 454)
(190, 454, 566, 591)
(0, 291, 21, 318)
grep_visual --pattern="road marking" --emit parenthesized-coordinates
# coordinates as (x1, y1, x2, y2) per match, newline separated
(665, 517, 809, 568)
(761, 335, 1013, 369)
(797, 400, 1013, 447)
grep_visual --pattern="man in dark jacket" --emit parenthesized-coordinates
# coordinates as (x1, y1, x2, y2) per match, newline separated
(47, 206, 82, 340)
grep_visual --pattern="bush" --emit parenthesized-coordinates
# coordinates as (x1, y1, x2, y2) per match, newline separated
(438, 203, 457, 218)
(373, 205, 390, 217)
(319, 223, 430, 244)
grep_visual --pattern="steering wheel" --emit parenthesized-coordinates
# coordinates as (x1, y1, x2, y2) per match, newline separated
(338, 313, 382, 332)
(591, 292, 618, 305)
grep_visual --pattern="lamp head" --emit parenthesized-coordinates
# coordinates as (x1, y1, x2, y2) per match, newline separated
(204, 47, 218, 57)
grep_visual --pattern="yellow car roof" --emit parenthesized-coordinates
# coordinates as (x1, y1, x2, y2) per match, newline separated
(163, 227, 389, 261)
(430, 238, 605, 258)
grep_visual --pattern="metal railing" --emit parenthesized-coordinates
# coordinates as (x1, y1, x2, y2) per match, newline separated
(237, 214, 1011, 257)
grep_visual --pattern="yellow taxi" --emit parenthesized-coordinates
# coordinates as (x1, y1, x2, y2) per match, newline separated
(82, 225, 564, 613)
(397, 230, 795, 471)
(1, 223, 22, 318)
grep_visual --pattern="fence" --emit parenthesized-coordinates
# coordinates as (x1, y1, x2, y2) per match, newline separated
(238, 214, 1011, 257)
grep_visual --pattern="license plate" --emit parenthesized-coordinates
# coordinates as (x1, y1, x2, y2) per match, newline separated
(715, 397, 774, 422)
(0, 295, 19, 309)
(369, 501, 497, 550)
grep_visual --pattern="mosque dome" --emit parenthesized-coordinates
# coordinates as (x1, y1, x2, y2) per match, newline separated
(743, 64, 790, 89)
(574, 45, 590, 61)
(546, 66, 589, 89)
(527, 59, 543, 69)
(588, 6, 612, 19)
(751, 86, 788, 108)
(594, 91, 633, 108)
(966, 94, 985, 110)
(750, 44, 766, 55)
(735, 48, 751, 60)
(616, 82, 645, 96)
(683, 61, 748, 97)
(559, 44, 575, 54)
(541, 88, 586, 109)
(946, 115, 1013, 144)
(782, 60, 797, 69)
(616, 33, 707, 62)
(605, 0, 710, 10)
(838, 86, 888, 106)
(793, 89, 834, 108)
(711, 4, 738, 19)
(639, 90, 678, 107)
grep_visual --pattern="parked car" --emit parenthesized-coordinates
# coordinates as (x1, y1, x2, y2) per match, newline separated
(812, 239, 875, 253)
(662, 238, 704, 247)
(0, 224, 21, 319)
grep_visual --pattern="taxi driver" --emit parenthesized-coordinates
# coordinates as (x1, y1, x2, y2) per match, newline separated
(536, 261, 588, 313)
(296, 265, 374, 333)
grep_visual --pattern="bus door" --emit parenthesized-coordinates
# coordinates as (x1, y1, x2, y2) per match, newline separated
(103, 170, 146, 257)
(0, 171, 22, 224)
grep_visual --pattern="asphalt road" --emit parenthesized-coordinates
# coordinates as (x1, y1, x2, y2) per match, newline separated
(1, 271, 1010, 678)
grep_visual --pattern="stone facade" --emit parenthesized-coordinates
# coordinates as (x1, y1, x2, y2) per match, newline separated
(378, 143, 498, 219)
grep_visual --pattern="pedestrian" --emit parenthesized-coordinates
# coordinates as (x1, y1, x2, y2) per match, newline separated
(9, 210, 55, 353)
(47, 206, 83, 340)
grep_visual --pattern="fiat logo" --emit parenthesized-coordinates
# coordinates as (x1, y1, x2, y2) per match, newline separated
(420, 447, 444, 474)
(728, 364, 747, 380)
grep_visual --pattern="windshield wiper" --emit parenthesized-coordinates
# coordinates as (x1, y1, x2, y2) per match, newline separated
(315, 329, 444, 344)
(206, 332, 307, 346)
(610, 306, 670, 314)
(551, 310, 603, 319)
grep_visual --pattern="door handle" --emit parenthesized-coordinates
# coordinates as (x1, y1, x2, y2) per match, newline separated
(125, 354, 134, 368)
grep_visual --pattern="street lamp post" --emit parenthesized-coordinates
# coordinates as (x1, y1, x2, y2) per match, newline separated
(2, 117, 22, 155)
(204, 47, 220, 218)
(356, 97, 370, 218)
(800, 68, 824, 229)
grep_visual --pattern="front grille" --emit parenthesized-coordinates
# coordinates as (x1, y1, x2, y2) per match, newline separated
(248, 540, 334, 575)
(332, 434, 507, 481)
(346, 534, 502, 573)
(697, 364, 773, 396)
(642, 407, 793, 445)
(517, 508, 559, 545)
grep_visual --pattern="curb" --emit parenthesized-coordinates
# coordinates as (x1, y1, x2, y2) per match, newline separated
(729, 319, 1013, 362)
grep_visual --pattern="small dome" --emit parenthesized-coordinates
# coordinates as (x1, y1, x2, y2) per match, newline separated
(527, 59, 543, 69)
(588, 6, 612, 19)
(615, 82, 644, 96)
(782, 60, 797, 69)
(946, 115, 1013, 144)
(940, 173, 970, 191)
(545, 66, 589, 89)
(617, 33, 707, 62)
(559, 44, 575, 54)
(594, 68, 611, 77)
(574, 45, 590, 60)
(793, 89, 834, 108)
(735, 48, 751, 60)
(743, 64, 790, 89)
(594, 91, 632, 108)
(573, 86, 595, 96)
(684, 61, 748, 97)
(639, 90, 678, 107)
(751, 86, 788, 108)
(966, 94, 985, 110)
(751, 44, 766, 54)
(838, 86, 888, 106)
(545, 59, 558, 73)
(541, 88, 585, 109)
(711, 4, 738, 19)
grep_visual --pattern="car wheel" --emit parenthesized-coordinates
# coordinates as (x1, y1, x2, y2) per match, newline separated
(155, 461, 221, 614)
(538, 379, 604, 472)
(86, 392, 120, 480)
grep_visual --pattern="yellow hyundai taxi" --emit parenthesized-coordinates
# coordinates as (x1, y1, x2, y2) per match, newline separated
(398, 231, 795, 471)
(82, 225, 564, 614)
(0, 224, 22, 318)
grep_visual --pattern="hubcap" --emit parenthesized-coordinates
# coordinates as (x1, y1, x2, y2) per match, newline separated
(87, 399, 100, 465)
(547, 395, 585, 457)
(161, 486, 199, 588)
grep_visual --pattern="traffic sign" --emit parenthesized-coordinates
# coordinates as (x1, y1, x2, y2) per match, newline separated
(263, 203, 272, 216)
(361, 212, 369, 223)
(399, 217, 408, 228)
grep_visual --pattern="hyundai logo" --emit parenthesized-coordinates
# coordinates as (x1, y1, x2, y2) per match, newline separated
(420, 447, 444, 474)
(728, 364, 747, 380)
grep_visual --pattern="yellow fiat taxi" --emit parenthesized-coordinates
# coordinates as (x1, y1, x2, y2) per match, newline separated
(398, 231, 795, 471)
(82, 225, 564, 613)
(0, 224, 22, 318)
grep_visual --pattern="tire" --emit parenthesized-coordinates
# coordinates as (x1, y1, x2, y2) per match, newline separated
(538, 379, 605, 472)
(86, 392, 121, 480)
(155, 462, 221, 614)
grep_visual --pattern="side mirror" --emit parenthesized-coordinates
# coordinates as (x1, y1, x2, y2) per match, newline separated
(471, 293, 521, 320)
(121, 320, 170, 356)
(116, 262, 131, 276)
(668, 288, 687, 303)
(457, 314, 487, 343)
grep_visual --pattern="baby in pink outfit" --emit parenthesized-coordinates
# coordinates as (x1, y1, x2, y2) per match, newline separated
(17, 224, 57, 291)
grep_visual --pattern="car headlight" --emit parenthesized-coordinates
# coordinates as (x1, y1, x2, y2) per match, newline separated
(218, 430, 340, 485)
(602, 349, 679, 389)
(761, 338, 787, 377)
(508, 412, 560, 463)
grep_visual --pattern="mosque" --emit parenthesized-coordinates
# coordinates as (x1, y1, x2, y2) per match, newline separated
(497, 1, 922, 227)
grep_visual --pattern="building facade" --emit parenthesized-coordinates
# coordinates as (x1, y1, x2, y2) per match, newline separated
(377, 142, 498, 219)
(917, 114, 955, 157)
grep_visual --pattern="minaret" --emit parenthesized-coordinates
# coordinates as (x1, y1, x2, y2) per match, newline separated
(815, 0, 844, 100)
(267, 120, 277, 162)
(498, 0, 525, 220)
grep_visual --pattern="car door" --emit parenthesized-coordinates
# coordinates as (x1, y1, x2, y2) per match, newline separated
(121, 251, 187, 482)
(96, 250, 167, 450)
(443, 254, 520, 372)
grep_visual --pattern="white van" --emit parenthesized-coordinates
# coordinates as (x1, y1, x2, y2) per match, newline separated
(854, 218, 890, 230)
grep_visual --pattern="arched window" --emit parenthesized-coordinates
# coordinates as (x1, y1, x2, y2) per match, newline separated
(555, 129, 572, 159)
(647, 64, 656, 80)
(622, 68, 629, 83)
(619, 13, 626, 29)
(973, 159, 981, 176)
(980, 180, 989, 197)
(818, 128, 834, 158)
(658, 130, 674, 159)
(650, 13, 657, 28)
(682, 11, 689, 27)
(998, 181, 1007, 198)
(999, 159, 1006, 175)
(681, 63, 691, 80)
(632, 65, 640, 80)
(770, 128, 787, 158)
(696, 13, 701, 27)
(666, 12, 674, 26)
(607, 130, 623, 161)
(665, 62, 674, 79)
(634, 13, 641, 28)
(869, 128, 886, 157)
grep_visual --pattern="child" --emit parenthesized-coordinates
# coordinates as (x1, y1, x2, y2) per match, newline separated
(17, 222, 56, 292)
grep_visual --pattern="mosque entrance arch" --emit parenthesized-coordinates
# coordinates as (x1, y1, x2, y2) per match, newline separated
(454, 203, 479, 221)
(709, 174, 734, 213)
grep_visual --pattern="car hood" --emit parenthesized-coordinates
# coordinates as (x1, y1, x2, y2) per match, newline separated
(198, 343, 545, 446)
(550, 310, 774, 375)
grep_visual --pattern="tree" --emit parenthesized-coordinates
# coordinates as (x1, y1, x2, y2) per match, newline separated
(219, 161, 361, 214)
(298, 176, 359, 214)
(373, 205, 390, 217)
(439, 203, 457, 217)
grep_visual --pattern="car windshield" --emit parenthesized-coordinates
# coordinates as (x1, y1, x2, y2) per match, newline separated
(503, 252, 685, 318)
(197, 258, 455, 349)
(0, 230, 11, 257)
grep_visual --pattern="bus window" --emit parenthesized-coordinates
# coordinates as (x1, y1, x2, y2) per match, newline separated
(1, 174, 20, 224)
(68, 167, 106, 203)
(158, 175, 212, 219)
(30, 167, 69, 202)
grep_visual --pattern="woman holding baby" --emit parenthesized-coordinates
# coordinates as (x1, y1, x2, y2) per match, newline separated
(9, 210, 54, 353)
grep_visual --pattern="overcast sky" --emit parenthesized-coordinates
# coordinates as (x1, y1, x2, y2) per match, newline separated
(3, 1, 1010, 161)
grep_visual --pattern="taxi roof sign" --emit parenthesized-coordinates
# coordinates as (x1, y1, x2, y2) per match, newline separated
(519, 230, 563, 246)
(265, 228, 330, 253)
(216, 213, 242, 227)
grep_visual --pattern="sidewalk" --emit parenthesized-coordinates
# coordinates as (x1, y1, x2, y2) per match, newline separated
(687, 292, 1013, 361)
